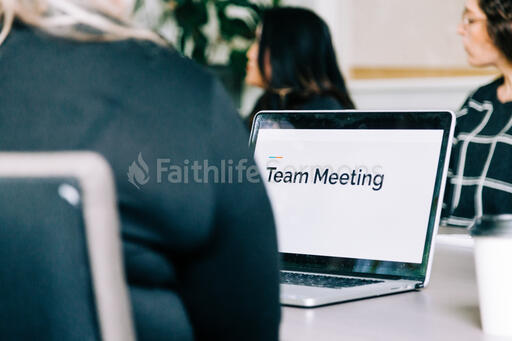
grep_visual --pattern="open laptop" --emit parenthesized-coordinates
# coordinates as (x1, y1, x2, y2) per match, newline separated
(249, 110, 455, 307)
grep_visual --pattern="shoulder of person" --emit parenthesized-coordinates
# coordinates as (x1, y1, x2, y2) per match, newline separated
(9, 24, 218, 92)
(110, 39, 217, 88)
(455, 77, 502, 132)
(466, 77, 502, 103)
(301, 94, 344, 110)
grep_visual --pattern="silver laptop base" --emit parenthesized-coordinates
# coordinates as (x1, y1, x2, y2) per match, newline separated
(280, 271, 419, 307)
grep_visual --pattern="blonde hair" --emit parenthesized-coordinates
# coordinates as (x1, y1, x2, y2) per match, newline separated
(0, 0, 165, 46)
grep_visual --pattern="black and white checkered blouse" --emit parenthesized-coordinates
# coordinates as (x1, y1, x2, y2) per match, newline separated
(442, 77, 512, 227)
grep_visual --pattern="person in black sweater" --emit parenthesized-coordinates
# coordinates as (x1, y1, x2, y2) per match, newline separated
(0, 2, 280, 340)
(442, 0, 512, 227)
(244, 7, 355, 129)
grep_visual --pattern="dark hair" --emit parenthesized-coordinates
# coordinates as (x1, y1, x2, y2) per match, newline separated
(479, 0, 512, 62)
(247, 7, 354, 126)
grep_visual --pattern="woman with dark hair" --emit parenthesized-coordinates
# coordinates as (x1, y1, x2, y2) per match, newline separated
(442, 0, 512, 227)
(245, 7, 355, 128)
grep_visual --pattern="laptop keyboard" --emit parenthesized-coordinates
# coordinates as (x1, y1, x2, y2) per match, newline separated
(280, 272, 383, 289)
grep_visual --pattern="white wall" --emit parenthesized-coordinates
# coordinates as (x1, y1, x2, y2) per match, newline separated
(350, 0, 467, 67)
(282, 0, 468, 70)
(349, 76, 494, 111)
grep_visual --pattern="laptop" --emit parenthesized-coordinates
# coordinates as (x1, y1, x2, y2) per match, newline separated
(249, 110, 455, 307)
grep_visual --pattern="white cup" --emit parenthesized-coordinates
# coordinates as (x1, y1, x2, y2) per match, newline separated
(470, 215, 512, 337)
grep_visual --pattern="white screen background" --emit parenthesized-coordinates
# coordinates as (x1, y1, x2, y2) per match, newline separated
(254, 129, 443, 264)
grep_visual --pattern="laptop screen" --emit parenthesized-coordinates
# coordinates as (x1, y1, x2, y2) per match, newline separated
(250, 111, 454, 281)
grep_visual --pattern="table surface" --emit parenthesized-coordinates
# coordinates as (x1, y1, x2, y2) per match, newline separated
(280, 232, 512, 341)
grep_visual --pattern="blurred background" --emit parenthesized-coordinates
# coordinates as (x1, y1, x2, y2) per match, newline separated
(134, 0, 498, 115)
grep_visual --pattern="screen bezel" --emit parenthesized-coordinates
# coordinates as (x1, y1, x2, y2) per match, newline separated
(249, 110, 454, 282)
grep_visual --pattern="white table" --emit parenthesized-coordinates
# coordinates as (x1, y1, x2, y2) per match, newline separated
(280, 234, 512, 341)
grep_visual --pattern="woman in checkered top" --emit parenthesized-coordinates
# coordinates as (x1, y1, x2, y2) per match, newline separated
(443, 0, 512, 227)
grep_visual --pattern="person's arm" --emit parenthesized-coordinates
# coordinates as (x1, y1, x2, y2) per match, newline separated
(179, 79, 281, 340)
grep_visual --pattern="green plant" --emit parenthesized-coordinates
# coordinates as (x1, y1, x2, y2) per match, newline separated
(135, 0, 280, 101)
